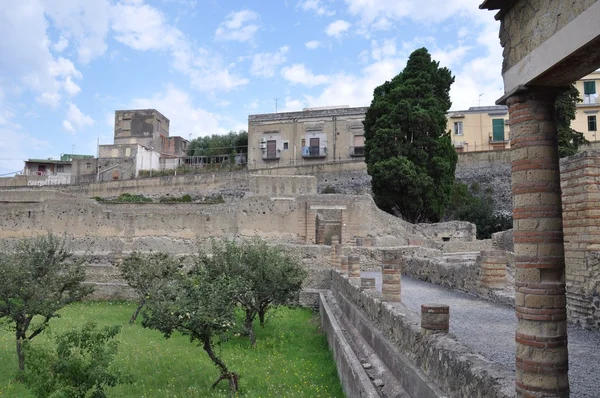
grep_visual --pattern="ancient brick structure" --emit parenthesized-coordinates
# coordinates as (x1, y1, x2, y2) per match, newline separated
(560, 151, 600, 330)
(339, 256, 348, 275)
(347, 255, 361, 286)
(478, 250, 509, 293)
(381, 249, 401, 302)
(420, 304, 450, 334)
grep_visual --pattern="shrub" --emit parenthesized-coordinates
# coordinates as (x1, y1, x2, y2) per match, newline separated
(23, 322, 129, 398)
(321, 185, 338, 194)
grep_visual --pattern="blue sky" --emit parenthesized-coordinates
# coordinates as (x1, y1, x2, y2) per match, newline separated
(0, 0, 503, 175)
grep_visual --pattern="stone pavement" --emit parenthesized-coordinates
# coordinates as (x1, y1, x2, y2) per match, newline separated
(361, 272, 600, 398)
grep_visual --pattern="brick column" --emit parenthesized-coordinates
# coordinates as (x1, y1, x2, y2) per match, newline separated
(478, 250, 508, 294)
(339, 256, 348, 275)
(381, 249, 401, 302)
(421, 304, 449, 334)
(348, 255, 361, 286)
(330, 244, 343, 270)
(508, 90, 569, 398)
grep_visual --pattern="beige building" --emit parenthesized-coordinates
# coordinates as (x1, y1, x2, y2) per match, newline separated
(573, 70, 600, 142)
(248, 106, 368, 168)
(446, 106, 510, 152)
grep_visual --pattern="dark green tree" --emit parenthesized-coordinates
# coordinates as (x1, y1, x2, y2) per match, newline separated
(23, 322, 130, 398)
(0, 234, 93, 374)
(142, 263, 240, 392)
(555, 85, 589, 158)
(202, 238, 307, 346)
(187, 130, 248, 158)
(120, 252, 183, 324)
(363, 48, 457, 223)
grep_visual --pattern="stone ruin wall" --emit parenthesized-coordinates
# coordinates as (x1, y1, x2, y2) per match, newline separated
(499, 0, 598, 72)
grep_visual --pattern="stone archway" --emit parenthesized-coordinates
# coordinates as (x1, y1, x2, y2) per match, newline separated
(480, 2, 600, 397)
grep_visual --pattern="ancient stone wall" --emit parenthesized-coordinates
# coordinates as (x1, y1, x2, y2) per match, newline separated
(560, 150, 600, 330)
(330, 271, 515, 397)
(499, 0, 597, 72)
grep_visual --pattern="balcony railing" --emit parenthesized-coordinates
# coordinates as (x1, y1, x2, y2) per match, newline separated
(262, 151, 281, 160)
(349, 146, 365, 157)
(302, 146, 327, 158)
(582, 94, 600, 105)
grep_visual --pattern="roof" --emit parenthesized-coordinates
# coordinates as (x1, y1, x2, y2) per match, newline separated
(479, 0, 518, 20)
(26, 159, 71, 164)
(447, 105, 508, 115)
(60, 154, 94, 161)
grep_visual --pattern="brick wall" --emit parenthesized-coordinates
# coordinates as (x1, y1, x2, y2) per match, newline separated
(560, 150, 600, 330)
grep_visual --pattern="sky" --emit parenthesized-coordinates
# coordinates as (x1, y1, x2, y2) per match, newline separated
(0, 0, 503, 175)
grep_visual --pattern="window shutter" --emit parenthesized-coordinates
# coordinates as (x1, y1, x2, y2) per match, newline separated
(492, 119, 505, 141)
(584, 81, 596, 95)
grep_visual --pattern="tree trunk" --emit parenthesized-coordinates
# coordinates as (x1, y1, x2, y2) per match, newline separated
(16, 329, 25, 375)
(244, 310, 256, 347)
(129, 298, 145, 325)
(202, 338, 239, 393)
(258, 306, 268, 328)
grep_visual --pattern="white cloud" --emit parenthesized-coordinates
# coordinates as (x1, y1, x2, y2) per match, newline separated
(305, 40, 320, 49)
(63, 76, 81, 97)
(281, 64, 329, 86)
(326, 20, 350, 38)
(42, 0, 111, 63)
(297, 0, 335, 16)
(63, 103, 94, 133)
(112, 1, 248, 93)
(52, 36, 69, 52)
(131, 85, 244, 138)
(215, 10, 260, 43)
(36, 92, 62, 108)
(251, 46, 289, 77)
(371, 38, 397, 61)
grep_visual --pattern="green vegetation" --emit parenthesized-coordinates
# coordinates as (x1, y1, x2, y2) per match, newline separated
(0, 234, 93, 374)
(120, 252, 184, 324)
(23, 322, 129, 398)
(364, 48, 457, 223)
(445, 182, 513, 239)
(555, 84, 589, 158)
(94, 193, 153, 203)
(0, 302, 343, 398)
(158, 194, 193, 203)
(203, 239, 307, 346)
(321, 185, 338, 194)
(187, 130, 248, 157)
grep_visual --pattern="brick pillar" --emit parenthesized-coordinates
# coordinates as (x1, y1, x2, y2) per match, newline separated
(330, 243, 343, 270)
(339, 256, 348, 275)
(508, 90, 569, 398)
(348, 255, 361, 286)
(421, 304, 449, 334)
(361, 277, 376, 290)
(381, 249, 401, 302)
(478, 250, 508, 294)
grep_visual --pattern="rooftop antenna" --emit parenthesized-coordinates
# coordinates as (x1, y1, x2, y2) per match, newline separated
(275, 98, 278, 113)
(72, 144, 75, 154)
(478, 93, 484, 106)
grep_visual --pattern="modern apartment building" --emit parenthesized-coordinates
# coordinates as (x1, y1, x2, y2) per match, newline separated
(446, 105, 510, 152)
(248, 106, 368, 168)
(573, 70, 600, 141)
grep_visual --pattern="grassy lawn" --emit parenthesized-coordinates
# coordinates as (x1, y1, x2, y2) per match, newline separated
(0, 302, 343, 397)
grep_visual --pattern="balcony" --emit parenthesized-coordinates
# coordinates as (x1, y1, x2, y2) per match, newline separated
(349, 146, 365, 157)
(581, 94, 600, 106)
(302, 146, 327, 158)
(262, 151, 281, 160)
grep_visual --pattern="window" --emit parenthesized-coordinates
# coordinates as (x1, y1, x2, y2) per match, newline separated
(492, 118, 505, 141)
(453, 121, 463, 136)
(588, 115, 597, 132)
(283, 142, 289, 150)
(86, 163, 91, 169)
(57, 165, 64, 173)
(584, 81, 596, 95)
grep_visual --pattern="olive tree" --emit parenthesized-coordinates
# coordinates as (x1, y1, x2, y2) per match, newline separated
(120, 252, 182, 324)
(0, 233, 93, 374)
(142, 264, 240, 392)
(23, 322, 129, 398)
(203, 238, 307, 346)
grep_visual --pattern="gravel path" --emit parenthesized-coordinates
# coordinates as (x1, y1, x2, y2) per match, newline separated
(361, 272, 600, 398)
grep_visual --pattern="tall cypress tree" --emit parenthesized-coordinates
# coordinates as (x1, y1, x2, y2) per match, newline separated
(363, 48, 457, 223)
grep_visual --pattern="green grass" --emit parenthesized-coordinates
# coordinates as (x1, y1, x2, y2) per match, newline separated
(0, 302, 343, 397)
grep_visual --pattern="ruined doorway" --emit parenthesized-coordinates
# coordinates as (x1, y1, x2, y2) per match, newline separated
(266, 140, 277, 159)
(315, 209, 342, 245)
